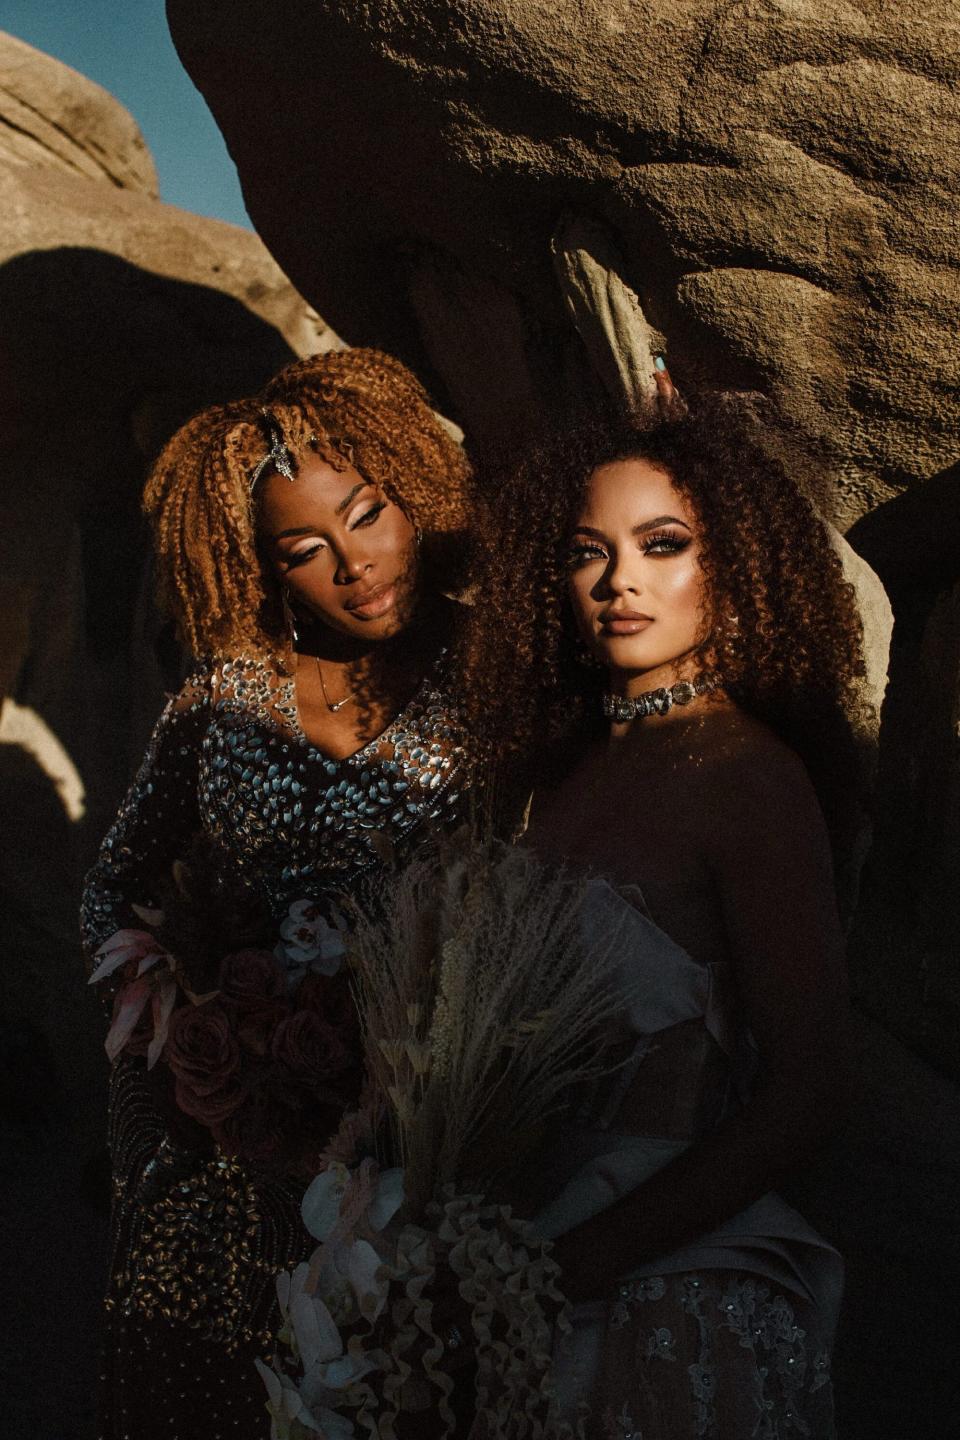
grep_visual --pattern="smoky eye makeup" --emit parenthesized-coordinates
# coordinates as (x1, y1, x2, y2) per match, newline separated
(283, 540, 325, 570)
(565, 537, 609, 568)
(641, 527, 692, 555)
(349, 498, 387, 529)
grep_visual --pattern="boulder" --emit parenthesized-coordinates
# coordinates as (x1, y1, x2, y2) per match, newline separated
(0, 28, 157, 193)
(168, 0, 960, 528)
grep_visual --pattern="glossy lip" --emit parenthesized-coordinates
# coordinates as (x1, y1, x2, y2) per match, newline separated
(344, 581, 397, 619)
(598, 608, 654, 636)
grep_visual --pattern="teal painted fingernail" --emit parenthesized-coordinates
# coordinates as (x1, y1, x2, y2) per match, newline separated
(654, 355, 667, 371)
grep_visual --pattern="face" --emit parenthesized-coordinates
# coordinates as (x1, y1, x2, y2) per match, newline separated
(566, 458, 705, 690)
(258, 452, 419, 643)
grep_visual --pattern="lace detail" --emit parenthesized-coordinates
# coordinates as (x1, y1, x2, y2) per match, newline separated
(595, 1270, 834, 1440)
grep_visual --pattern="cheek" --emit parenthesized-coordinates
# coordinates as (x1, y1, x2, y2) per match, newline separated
(666, 560, 707, 635)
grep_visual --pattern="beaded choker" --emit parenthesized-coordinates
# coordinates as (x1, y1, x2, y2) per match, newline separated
(603, 672, 717, 722)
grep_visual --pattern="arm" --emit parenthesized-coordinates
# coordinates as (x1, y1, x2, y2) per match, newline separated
(552, 742, 851, 1300)
(80, 668, 211, 996)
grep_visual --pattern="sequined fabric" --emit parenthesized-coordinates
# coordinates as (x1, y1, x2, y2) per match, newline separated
(82, 653, 471, 1440)
(82, 654, 469, 954)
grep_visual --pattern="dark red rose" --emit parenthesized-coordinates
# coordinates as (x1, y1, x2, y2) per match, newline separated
(174, 1072, 246, 1127)
(297, 972, 358, 1031)
(272, 1009, 356, 1084)
(213, 1069, 299, 1169)
(166, 1000, 241, 1100)
(218, 949, 286, 1005)
(233, 998, 291, 1057)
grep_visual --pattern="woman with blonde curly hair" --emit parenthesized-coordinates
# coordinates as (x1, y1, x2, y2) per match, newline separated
(460, 389, 864, 1437)
(81, 347, 475, 1438)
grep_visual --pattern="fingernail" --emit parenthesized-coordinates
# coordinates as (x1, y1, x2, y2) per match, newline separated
(654, 355, 667, 372)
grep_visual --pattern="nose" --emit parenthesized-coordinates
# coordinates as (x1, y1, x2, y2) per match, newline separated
(604, 548, 642, 597)
(334, 541, 374, 584)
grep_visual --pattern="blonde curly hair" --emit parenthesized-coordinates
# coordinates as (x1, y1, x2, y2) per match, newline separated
(143, 348, 472, 659)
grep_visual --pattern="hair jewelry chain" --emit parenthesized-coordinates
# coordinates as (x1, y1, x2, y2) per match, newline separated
(603, 672, 717, 722)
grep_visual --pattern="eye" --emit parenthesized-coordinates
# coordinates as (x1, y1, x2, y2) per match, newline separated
(351, 501, 386, 529)
(642, 530, 690, 556)
(566, 540, 608, 568)
(284, 541, 325, 570)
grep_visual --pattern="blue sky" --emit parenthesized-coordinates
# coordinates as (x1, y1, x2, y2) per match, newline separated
(2, 1, 251, 228)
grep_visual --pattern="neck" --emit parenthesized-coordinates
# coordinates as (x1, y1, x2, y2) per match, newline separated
(294, 593, 446, 677)
(608, 653, 698, 700)
(603, 667, 720, 730)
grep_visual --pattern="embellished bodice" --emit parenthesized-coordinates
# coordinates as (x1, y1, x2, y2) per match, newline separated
(81, 653, 470, 956)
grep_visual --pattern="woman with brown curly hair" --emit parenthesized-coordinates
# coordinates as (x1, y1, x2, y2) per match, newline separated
(460, 391, 862, 1437)
(81, 347, 475, 1439)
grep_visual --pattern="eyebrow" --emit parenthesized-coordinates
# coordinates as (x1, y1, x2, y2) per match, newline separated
(269, 482, 374, 540)
(572, 515, 692, 538)
(335, 481, 368, 515)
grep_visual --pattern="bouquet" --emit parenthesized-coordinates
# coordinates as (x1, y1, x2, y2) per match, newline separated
(259, 839, 637, 1438)
(88, 840, 361, 1176)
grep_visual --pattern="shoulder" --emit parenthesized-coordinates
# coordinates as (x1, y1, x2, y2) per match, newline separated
(696, 707, 828, 855)
(167, 658, 215, 716)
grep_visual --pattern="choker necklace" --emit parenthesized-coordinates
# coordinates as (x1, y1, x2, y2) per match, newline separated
(603, 673, 717, 722)
(315, 655, 359, 713)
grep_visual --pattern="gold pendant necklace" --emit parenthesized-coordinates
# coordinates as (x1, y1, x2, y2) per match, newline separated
(315, 655, 359, 713)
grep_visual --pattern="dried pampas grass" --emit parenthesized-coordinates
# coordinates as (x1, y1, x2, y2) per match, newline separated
(343, 836, 633, 1214)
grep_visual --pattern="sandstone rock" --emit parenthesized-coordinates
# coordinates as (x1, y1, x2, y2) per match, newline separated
(0, 30, 157, 193)
(0, 35, 340, 799)
(169, 0, 960, 530)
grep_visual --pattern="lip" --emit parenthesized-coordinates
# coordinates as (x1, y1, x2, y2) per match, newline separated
(598, 610, 653, 636)
(344, 581, 397, 619)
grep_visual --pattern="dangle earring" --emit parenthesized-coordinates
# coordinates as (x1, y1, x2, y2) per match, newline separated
(282, 587, 300, 646)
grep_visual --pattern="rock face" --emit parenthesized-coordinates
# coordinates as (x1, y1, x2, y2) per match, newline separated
(168, 0, 960, 529)
(0, 28, 158, 192)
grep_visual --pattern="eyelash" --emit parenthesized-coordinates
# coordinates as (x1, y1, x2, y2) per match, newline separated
(565, 530, 690, 567)
(284, 502, 387, 569)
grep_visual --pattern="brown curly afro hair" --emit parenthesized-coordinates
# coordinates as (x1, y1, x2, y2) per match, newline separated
(143, 347, 472, 660)
(458, 392, 868, 833)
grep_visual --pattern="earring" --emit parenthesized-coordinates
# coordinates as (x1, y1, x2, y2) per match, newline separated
(282, 587, 300, 646)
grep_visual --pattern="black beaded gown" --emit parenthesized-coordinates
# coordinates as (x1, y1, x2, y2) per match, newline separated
(80, 653, 470, 1440)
